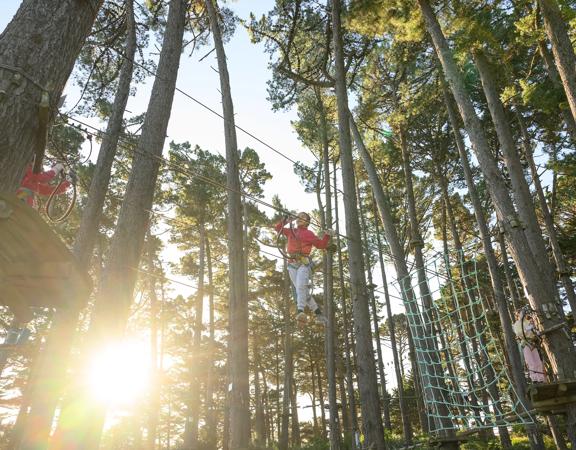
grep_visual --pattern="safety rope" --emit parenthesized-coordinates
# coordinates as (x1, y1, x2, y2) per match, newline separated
(44, 170, 77, 223)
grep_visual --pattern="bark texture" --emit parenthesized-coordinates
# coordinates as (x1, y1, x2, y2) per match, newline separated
(204, 0, 250, 447)
(0, 0, 103, 191)
(52, 0, 186, 447)
(15, 2, 137, 447)
(473, 51, 555, 287)
(516, 110, 576, 314)
(538, 40, 576, 143)
(538, 0, 576, 124)
(440, 83, 544, 448)
(317, 90, 342, 449)
(419, 1, 576, 444)
(331, 1, 386, 447)
(333, 161, 359, 438)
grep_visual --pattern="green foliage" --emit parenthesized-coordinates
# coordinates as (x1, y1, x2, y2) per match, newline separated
(297, 436, 329, 449)
(460, 433, 559, 449)
(552, 152, 576, 267)
(347, 0, 425, 42)
(72, 0, 152, 117)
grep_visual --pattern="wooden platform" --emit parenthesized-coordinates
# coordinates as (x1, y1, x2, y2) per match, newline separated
(528, 380, 576, 414)
(0, 193, 90, 319)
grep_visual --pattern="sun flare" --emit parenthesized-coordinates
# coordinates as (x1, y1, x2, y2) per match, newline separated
(87, 340, 150, 407)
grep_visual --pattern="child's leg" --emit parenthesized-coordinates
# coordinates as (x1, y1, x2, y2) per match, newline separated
(523, 346, 546, 382)
(300, 266, 325, 319)
(306, 295, 318, 311)
(295, 265, 311, 312)
(287, 264, 299, 305)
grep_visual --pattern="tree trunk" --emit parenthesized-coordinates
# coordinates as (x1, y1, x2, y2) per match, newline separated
(311, 364, 319, 434)
(497, 229, 523, 311)
(538, 41, 576, 143)
(147, 234, 160, 450)
(441, 76, 545, 450)
(546, 415, 569, 450)
(516, 110, 576, 314)
(374, 214, 413, 443)
(73, 0, 137, 268)
(406, 326, 428, 433)
(398, 126, 455, 433)
(438, 168, 511, 447)
(331, 1, 386, 447)
(223, 381, 230, 450)
(350, 115, 450, 437)
(0, 0, 103, 190)
(204, 1, 250, 447)
(13, 3, 137, 446)
(279, 263, 293, 450)
(316, 362, 327, 437)
(254, 345, 266, 447)
(51, 1, 186, 448)
(290, 377, 301, 447)
(337, 354, 350, 433)
(261, 367, 271, 445)
(433, 210, 472, 423)
(537, 0, 576, 124)
(333, 159, 359, 443)
(204, 236, 217, 448)
(275, 337, 281, 444)
(317, 88, 342, 449)
(418, 5, 576, 437)
(473, 50, 556, 290)
(358, 190, 391, 430)
(184, 223, 206, 449)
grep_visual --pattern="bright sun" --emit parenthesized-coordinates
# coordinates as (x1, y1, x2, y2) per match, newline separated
(87, 339, 150, 407)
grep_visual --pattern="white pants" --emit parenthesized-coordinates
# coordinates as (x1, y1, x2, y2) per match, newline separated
(523, 345, 546, 382)
(287, 263, 318, 312)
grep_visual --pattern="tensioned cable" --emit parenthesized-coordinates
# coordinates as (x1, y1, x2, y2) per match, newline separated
(51, 122, 340, 276)
(103, 44, 349, 199)
(62, 113, 341, 235)
(130, 266, 199, 290)
(61, 114, 446, 299)
(144, 208, 403, 305)
(147, 208, 284, 263)
(64, 112, 433, 278)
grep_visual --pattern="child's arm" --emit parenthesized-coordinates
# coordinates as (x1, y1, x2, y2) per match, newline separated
(308, 229, 332, 249)
(274, 217, 291, 235)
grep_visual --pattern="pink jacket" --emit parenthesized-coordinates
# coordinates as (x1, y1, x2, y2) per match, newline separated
(275, 219, 330, 256)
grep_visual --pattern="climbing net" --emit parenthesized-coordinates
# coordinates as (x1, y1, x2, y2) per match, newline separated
(395, 250, 534, 434)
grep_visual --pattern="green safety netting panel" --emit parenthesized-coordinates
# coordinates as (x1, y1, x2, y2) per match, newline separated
(394, 250, 534, 434)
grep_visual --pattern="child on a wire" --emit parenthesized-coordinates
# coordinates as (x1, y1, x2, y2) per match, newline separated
(275, 212, 333, 326)
(513, 308, 546, 383)
(16, 163, 69, 208)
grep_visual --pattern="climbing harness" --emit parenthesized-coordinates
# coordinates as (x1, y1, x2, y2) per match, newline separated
(0, 63, 52, 174)
(519, 305, 539, 348)
(288, 254, 313, 266)
(45, 166, 77, 223)
(276, 216, 319, 270)
(515, 304, 551, 381)
(277, 216, 317, 314)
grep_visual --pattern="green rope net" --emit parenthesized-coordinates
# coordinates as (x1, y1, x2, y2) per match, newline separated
(395, 250, 534, 434)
